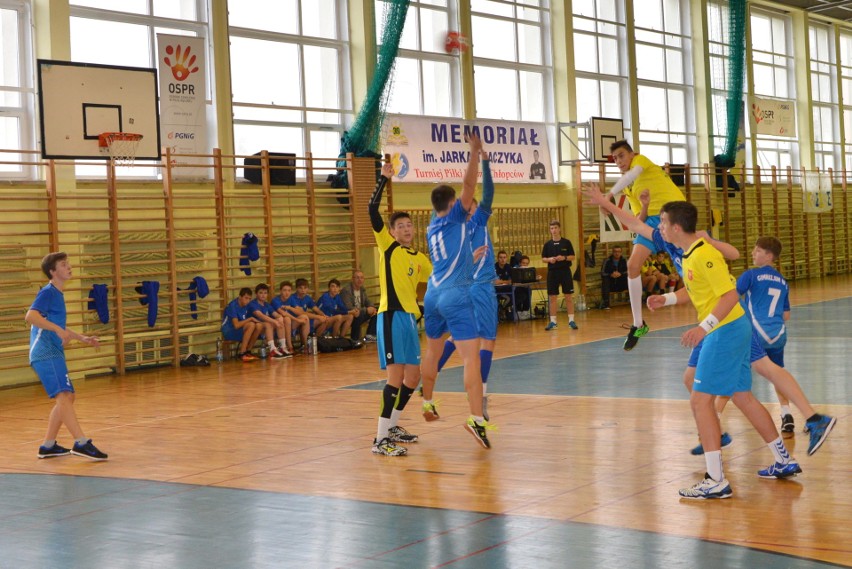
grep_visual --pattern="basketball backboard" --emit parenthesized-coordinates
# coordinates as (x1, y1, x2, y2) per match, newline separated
(590, 117, 624, 162)
(37, 59, 162, 160)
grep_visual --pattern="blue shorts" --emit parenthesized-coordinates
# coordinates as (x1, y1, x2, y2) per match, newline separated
(31, 358, 74, 398)
(471, 282, 498, 341)
(424, 286, 478, 341)
(634, 215, 661, 253)
(692, 316, 752, 397)
(222, 325, 244, 342)
(377, 311, 420, 368)
(688, 329, 784, 368)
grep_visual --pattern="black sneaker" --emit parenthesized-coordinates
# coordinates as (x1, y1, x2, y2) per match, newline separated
(780, 414, 795, 437)
(464, 418, 494, 449)
(623, 321, 649, 351)
(38, 443, 71, 459)
(71, 439, 108, 461)
(388, 425, 419, 443)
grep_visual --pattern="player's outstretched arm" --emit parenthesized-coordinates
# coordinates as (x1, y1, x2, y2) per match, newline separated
(369, 162, 394, 232)
(582, 184, 653, 240)
(461, 133, 482, 211)
(479, 148, 494, 212)
(608, 165, 644, 197)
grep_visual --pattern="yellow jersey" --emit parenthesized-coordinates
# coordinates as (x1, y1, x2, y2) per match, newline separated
(374, 226, 432, 314)
(624, 154, 685, 216)
(682, 238, 744, 331)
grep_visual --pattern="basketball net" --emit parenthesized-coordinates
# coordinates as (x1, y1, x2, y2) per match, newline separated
(98, 132, 143, 165)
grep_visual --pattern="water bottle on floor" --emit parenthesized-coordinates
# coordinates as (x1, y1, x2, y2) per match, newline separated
(215, 339, 223, 363)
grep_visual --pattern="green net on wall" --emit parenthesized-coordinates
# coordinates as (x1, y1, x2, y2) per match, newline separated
(715, 0, 747, 168)
(330, 0, 410, 189)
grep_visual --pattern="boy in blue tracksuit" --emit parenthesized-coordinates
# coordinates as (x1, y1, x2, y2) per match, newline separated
(317, 279, 353, 338)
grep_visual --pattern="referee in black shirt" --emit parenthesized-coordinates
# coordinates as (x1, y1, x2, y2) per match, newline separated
(541, 220, 577, 330)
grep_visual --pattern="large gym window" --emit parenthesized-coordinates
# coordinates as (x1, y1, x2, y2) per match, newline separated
(810, 22, 840, 172)
(229, 0, 351, 179)
(0, 0, 35, 178)
(376, 0, 459, 117)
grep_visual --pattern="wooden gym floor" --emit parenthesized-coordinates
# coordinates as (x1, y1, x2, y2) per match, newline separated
(0, 276, 849, 568)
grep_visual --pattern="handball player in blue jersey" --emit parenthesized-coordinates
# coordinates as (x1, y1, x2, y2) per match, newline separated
(26, 252, 107, 460)
(421, 144, 499, 422)
(420, 133, 495, 448)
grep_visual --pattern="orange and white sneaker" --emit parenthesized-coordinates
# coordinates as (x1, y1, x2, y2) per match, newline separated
(239, 352, 257, 362)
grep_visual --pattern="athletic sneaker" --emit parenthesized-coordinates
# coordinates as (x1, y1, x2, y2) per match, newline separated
(623, 321, 649, 351)
(545, 321, 558, 331)
(388, 425, 419, 443)
(422, 401, 440, 422)
(690, 432, 733, 456)
(482, 395, 490, 422)
(71, 440, 108, 461)
(38, 443, 71, 459)
(568, 321, 578, 330)
(757, 461, 802, 479)
(270, 347, 291, 359)
(464, 417, 495, 449)
(372, 437, 407, 456)
(239, 352, 257, 362)
(678, 473, 733, 499)
(806, 415, 836, 456)
(780, 413, 795, 436)
(363, 334, 377, 343)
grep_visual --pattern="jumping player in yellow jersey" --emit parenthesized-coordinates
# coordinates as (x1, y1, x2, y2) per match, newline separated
(651, 201, 799, 499)
(369, 162, 432, 457)
(604, 140, 686, 350)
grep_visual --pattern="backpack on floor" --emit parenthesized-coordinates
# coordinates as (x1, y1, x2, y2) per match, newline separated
(316, 337, 362, 353)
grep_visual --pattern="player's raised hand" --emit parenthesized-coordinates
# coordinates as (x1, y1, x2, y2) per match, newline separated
(639, 189, 651, 206)
(582, 184, 608, 206)
(381, 162, 394, 179)
(467, 132, 482, 155)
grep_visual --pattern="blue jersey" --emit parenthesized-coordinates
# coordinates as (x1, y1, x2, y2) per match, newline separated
(427, 199, 473, 290)
(652, 229, 684, 277)
(222, 298, 250, 328)
(270, 296, 286, 311)
(317, 292, 347, 316)
(288, 294, 315, 311)
(737, 266, 790, 346)
(469, 207, 497, 285)
(29, 283, 67, 362)
(246, 299, 274, 318)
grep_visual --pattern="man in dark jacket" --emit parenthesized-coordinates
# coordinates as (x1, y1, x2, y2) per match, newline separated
(600, 246, 628, 309)
(340, 269, 378, 342)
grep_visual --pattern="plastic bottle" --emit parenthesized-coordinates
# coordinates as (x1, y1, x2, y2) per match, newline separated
(260, 345, 268, 359)
(310, 336, 318, 356)
(215, 339, 223, 363)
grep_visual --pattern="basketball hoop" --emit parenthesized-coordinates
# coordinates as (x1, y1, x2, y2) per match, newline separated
(98, 132, 143, 165)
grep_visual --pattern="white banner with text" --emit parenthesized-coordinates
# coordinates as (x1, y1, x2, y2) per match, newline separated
(380, 114, 553, 184)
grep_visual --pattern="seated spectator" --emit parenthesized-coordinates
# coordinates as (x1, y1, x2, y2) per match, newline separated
(287, 278, 333, 337)
(271, 280, 310, 351)
(222, 287, 263, 362)
(654, 251, 682, 292)
(641, 256, 668, 295)
(317, 278, 353, 338)
(513, 255, 539, 318)
(340, 270, 377, 342)
(600, 246, 628, 310)
(494, 250, 512, 289)
(247, 283, 293, 358)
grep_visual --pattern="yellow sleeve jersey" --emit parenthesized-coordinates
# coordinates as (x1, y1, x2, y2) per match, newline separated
(374, 226, 433, 315)
(624, 154, 686, 216)
(682, 238, 745, 330)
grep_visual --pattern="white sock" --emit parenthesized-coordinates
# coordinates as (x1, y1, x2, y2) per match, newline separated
(705, 450, 724, 481)
(472, 415, 485, 424)
(769, 437, 791, 464)
(267, 340, 276, 350)
(376, 417, 391, 442)
(279, 339, 287, 351)
(390, 408, 402, 429)
(568, 313, 575, 322)
(779, 405, 792, 417)
(482, 384, 488, 396)
(550, 316, 557, 324)
(628, 276, 644, 327)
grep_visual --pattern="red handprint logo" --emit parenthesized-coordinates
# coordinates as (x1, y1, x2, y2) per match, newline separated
(164, 44, 199, 81)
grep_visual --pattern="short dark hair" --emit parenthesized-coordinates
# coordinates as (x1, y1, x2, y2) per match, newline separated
(431, 184, 456, 213)
(295, 278, 309, 288)
(389, 211, 411, 228)
(549, 220, 560, 227)
(239, 287, 253, 297)
(328, 278, 341, 287)
(520, 255, 530, 262)
(660, 201, 697, 233)
(255, 283, 269, 294)
(497, 250, 508, 257)
(609, 140, 633, 154)
(755, 236, 782, 259)
(279, 280, 293, 290)
(41, 251, 68, 279)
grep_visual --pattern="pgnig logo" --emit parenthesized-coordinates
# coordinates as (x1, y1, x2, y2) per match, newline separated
(168, 132, 195, 140)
